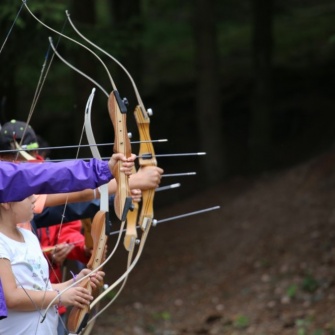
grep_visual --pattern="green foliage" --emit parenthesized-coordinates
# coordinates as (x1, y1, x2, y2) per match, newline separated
(274, 3, 335, 65)
(296, 318, 311, 335)
(295, 318, 325, 335)
(301, 274, 319, 293)
(286, 283, 298, 298)
(0, 0, 67, 27)
(152, 311, 171, 321)
(312, 330, 324, 335)
(233, 314, 249, 329)
(103, 289, 117, 300)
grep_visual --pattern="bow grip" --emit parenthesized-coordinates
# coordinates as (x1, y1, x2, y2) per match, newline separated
(67, 277, 91, 334)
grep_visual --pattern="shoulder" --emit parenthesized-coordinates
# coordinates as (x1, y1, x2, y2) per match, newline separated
(19, 228, 39, 243)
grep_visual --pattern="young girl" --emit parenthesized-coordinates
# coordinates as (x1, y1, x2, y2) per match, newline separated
(0, 194, 106, 334)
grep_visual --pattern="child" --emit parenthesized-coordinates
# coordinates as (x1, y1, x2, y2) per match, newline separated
(0, 195, 104, 334)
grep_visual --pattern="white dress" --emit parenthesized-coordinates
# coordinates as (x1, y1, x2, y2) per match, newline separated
(0, 228, 58, 335)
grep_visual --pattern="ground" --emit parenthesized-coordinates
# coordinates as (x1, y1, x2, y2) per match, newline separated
(86, 149, 335, 335)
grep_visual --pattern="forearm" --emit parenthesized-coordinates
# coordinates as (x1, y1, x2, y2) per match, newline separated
(6, 288, 59, 311)
(44, 189, 96, 207)
(52, 280, 73, 292)
(33, 198, 114, 227)
(44, 179, 118, 208)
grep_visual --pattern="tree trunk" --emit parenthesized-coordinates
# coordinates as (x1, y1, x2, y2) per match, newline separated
(108, 0, 142, 111)
(70, 0, 99, 153)
(193, 0, 225, 184)
(249, 0, 274, 172)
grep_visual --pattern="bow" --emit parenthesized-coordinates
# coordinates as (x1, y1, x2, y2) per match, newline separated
(65, 9, 157, 238)
(62, 13, 162, 318)
(45, 38, 136, 330)
(65, 83, 135, 335)
(22, 5, 147, 329)
(86, 106, 158, 321)
(66, 89, 110, 334)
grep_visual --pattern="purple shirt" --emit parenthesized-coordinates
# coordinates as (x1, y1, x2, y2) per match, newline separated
(0, 159, 112, 202)
(0, 280, 6, 320)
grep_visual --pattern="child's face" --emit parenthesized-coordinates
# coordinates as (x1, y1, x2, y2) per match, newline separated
(10, 195, 36, 223)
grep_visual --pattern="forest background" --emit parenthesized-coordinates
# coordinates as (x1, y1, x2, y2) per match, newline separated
(2, 2, 335, 334)
(1, 0, 334, 202)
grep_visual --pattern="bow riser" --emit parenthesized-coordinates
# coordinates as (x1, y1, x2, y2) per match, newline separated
(108, 90, 133, 222)
(87, 211, 110, 269)
(123, 200, 138, 251)
(135, 106, 157, 167)
(123, 165, 139, 251)
(67, 211, 108, 334)
(67, 277, 91, 335)
(134, 106, 157, 230)
(139, 191, 155, 230)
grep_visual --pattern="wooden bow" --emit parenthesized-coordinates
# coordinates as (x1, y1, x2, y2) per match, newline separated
(78, 91, 136, 331)
(134, 106, 157, 231)
(67, 89, 111, 335)
(86, 106, 158, 321)
(61, 14, 161, 320)
(108, 91, 134, 224)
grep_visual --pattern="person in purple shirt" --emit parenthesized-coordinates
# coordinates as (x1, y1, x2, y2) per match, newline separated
(0, 154, 135, 203)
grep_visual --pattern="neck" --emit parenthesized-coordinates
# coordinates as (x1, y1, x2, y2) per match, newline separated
(0, 212, 24, 242)
(0, 226, 23, 242)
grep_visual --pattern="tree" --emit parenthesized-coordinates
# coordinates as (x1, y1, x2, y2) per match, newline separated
(69, 0, 99, 146)
(249, 0, 274, 172)
(193, 0, 225, 184)
(107, 0, 143, 109)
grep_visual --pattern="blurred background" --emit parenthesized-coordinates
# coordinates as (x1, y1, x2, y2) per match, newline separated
(1, 0, 334, 203)
(2, 1, 335, 334)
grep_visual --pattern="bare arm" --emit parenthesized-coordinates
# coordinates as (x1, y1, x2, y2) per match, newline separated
(0, 259, 93, 310)
(43, 165, 163, 208)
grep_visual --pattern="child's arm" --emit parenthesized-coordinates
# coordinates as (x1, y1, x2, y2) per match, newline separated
(0, 258, 92, 310)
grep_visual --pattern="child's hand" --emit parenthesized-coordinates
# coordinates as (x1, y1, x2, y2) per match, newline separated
(77, 269, 105, 290)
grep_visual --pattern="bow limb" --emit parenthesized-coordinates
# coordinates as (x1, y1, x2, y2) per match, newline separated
(67, 89, 110, 335)
(87, 221, 151, 317)
(85, 178, 139, 327)
(23, 1, 117, 90)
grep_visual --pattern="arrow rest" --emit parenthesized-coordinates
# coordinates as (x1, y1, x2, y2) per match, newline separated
(114, 90, 128, 113)
(141, 153, 153, 160)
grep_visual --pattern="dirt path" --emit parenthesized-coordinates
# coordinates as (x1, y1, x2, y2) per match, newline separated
(87, 150, 335, 335)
